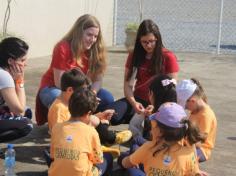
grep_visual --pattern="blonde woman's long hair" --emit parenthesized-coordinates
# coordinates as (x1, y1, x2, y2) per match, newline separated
(61, 14, 107, 79)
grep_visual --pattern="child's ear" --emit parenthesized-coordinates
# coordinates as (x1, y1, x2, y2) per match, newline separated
(66, 87, 74, 93)
(88, 111, 92, 115)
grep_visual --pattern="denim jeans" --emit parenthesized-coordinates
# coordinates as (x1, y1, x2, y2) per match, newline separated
(39, 87, 61, 108)
(96, 152, 113, 176)
(0, 107, 33, 142)
(39, 87, 114, 110)
(196, 147, 207, 162)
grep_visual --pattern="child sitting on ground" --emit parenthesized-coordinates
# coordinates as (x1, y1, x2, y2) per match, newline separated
(120, 103, 206, 176)
(176, 78, 217, 162)
(49, 88, 113, 176)
(48, 68, 131, 145)
(129, 74, 177, 139)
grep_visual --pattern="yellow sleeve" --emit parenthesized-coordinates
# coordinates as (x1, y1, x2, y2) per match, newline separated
(199, 114, 212, 135)
(129, 142, 149, 165)
(88, 128, 103, 164)
(48, 103, 68, 132)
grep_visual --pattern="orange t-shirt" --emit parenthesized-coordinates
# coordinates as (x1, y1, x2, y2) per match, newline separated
(48, 98, 70, 133)
(130, 141, 200, 176)
(190, 104, 217, 160)
(48, 121, 103, 176)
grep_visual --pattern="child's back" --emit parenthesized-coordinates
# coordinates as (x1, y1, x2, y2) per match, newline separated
(130, 140, 199, 175)
(177, 78, 217, 161)
(190, 104, 217, 160)
(49, 121, 102, 176)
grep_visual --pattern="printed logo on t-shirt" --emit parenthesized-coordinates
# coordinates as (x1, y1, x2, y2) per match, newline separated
(66, 135, 73, 142)
(163, 155, 171, 166)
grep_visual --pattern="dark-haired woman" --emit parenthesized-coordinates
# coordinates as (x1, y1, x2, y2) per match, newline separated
(107, 19, 179, 125)
(0, 37, 32, 142)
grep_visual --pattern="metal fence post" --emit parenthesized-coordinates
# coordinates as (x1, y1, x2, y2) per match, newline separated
(217, 0, 224, 55)
(113, 0, 118, 46)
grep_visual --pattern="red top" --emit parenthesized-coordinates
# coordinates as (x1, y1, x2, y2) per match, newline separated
(125, 48, 179, 102)
(40, 41, 89, 88)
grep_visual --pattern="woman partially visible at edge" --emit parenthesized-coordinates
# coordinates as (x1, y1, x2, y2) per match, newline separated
(108, 19, 179, 125)
(36, 14, 114, 125)
(0, 37, 32, 142)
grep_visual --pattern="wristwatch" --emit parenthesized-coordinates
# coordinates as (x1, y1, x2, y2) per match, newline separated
(19, 83, 24, 88)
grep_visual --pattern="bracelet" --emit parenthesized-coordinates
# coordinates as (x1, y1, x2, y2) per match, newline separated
(15, 78, 24, 88)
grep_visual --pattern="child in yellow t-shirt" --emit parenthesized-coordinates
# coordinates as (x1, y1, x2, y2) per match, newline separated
(49, 88, 112, 176)
(120, 103, 205, 176)
(48, 68, 132, 146)
(176, 78, 217, 162)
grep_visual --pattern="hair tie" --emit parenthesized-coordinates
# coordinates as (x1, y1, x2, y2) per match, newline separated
(185, 122, 188, 130)
(161, 79, 177, 87)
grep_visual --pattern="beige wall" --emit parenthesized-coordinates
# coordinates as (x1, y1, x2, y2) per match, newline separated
(0, 0, 114, 58)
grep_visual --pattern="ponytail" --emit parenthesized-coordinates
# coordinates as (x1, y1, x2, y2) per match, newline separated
(181, 119, 206, 145)
(191, 78, 208, 103)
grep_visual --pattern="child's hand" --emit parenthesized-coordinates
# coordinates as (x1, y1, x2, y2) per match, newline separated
(96, 109, 115, 121)
(144, 105, 154, 116)
(199, 170, 209, 176)
(102, 109, 115, 120)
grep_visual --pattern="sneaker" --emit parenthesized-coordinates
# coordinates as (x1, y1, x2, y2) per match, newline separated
(101, 145, 120, 158)
(115, 130, 132, 145)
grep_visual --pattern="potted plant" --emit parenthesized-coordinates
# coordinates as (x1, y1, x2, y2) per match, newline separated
(125, 22, 139, 52)
(124, 0, 143, 52)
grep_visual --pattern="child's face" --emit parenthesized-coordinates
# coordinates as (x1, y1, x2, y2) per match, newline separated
(150, 120, 162, 142)
(185, 96, 197, 112)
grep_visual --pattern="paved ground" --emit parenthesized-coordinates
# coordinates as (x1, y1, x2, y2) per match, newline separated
(0, 49, 236, 175)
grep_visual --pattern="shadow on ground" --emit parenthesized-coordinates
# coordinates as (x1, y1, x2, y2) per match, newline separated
(17, 171, 48, 176)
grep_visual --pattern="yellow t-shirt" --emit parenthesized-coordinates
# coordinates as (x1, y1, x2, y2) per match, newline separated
(48, 98, 70, 133)
(190, 104, 217, 160)
(130, 141, 200, 176)
(48, 121, 103, 176)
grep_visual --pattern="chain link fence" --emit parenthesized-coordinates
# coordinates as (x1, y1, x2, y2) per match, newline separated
(114, 0, 236, 54)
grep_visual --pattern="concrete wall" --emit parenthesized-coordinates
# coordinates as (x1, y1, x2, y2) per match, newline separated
(0, 0, 114, 58)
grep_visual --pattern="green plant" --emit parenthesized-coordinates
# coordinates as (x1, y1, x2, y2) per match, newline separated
(126, 22, 139, 31)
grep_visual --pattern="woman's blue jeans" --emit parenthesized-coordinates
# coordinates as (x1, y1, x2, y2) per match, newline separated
(39, 87, 114, 111)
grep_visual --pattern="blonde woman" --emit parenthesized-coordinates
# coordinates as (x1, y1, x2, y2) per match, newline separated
(36, 14, 114, 125)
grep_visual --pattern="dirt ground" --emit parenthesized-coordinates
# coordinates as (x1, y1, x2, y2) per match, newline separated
(0, 49, 236, 175)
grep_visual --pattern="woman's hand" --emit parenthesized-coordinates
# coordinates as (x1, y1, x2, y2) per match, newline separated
(144, 105, 154, 116)
(132, 101, 145, 114)
(9, 62, 24, 81)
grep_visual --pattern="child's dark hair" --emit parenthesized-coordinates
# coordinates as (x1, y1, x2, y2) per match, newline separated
(0, 37, 29, 68)
(152, 119, 206, 156)
(191, 78, 208, 103)
(69, 88, 98, 118)
(149, 74, 177, 112)
(61, 68, 91, 91)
